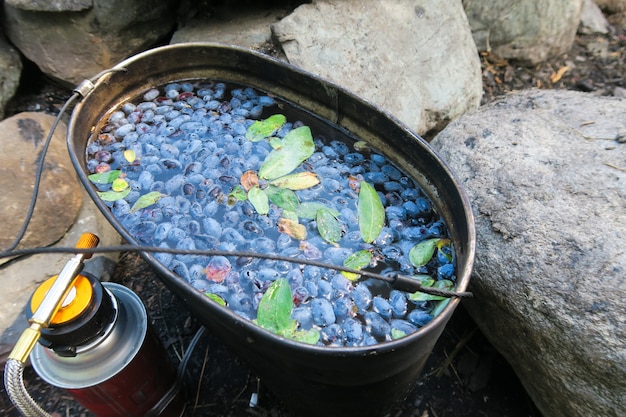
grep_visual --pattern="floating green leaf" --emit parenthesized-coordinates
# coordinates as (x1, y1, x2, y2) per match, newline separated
(130, 191, 164, 213)
(353, 141, 371, 152)
(342, 250, 373, 281)
(124, 149, 136, 163)
(432, 299, 451, 318)
(358, 181, 385, 243)
(281, 210, 299, 222)
(277, 217, 307, 241)
(229, 185, 248, 201)
(88, 170, 121, 185)
(265, 185, 299, 212)
(258, 126, 315, 180)
(316, 208, 342, 245)
(437, 239, 453, 262)
(205, 293, 226, 306)
(409, 238, 441, 267)
(291, 327, 320, 344)
(256, 278, 320, 344)
(391, 328, 407, 340)
(409, 279, 454, 302)
(248, 186, 269, 215)
(269, 137, 283, 149)
(270, 172, 319, 190)
(296, 202, 339, 219)
(256, 278, 295, 333)
(246, 114, 286, 142)
(97, 188, 131, 201)
(111, 177, 129, 192)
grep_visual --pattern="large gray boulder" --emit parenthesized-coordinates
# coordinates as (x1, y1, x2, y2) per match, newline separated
(0, 112, 82, 256)
(463, 0, 585, 64)
(170, 4, 290, 52)
(0, 32, 22, 120)
(271, 0, 482, 137)
(431, 90, 626, 417)
(2, 0, 179, 86)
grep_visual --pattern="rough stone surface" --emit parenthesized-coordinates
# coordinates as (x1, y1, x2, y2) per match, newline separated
(0, 112, 82, 257)
(2, 0, 179, 86)
(463, 0, 584, 64)
(595, 0, 626, 12)
(0, 33, 22, 120)
(579, 0, 611, 34)
(170, 4, 291, 51)
(271, 0, 483, 137)
(5, 0, 92, 12)
(430, 90, 626, 417)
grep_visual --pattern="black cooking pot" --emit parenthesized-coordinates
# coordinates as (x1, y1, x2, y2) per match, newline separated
(67, 43, 475, 417)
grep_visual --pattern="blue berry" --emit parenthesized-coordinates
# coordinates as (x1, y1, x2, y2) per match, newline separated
(311, 298, 336, 327)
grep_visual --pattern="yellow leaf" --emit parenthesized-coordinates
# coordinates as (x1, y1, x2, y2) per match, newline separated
(550, 66, 569, 83)
(277, 218, 307, 241)
(111, 177, 129, 192)
(124, 149, 136, 163)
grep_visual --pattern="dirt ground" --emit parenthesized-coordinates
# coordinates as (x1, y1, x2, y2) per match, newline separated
(1, 9, 624, 417)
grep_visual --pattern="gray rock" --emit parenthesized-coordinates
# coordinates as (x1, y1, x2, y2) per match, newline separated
(430, 90, 626, 417)
(0, 33, 22, 120)
(0, 112, 83, 257)
(2, 0, 179, 86)
(595, 0, 626, 12)
(5, 0, 92, 12)
(579, 0, 611, 34)
(271, 0, 482, 137)
(464, 0, 584, 65)
(171, 4, 290, 52)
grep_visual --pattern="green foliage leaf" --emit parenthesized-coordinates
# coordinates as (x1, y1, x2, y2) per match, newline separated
(246, 114, 286, 142)
(205, 293, 226, 306)
(358, 181, 385, 243)
(229, 185, 248, 201)
(432, 299, 451, 317)
(316, 208, 342, 245)
(248, 186, 269, 215)
(265, 185, 300, 211)
(291, 328, 321, 344)
(111, 177, 129, 192)
(88, 170, 121, 185)
(256, 278, 320, 344)
(391, 328, 407, 340)
(269, 137, 283, 149)
(353, 141, 371, 152)
(409, 238, 441, 267)
(296, 202, 339, 219)
(270, 172, 319, 190)
(130, 191, 164, 213)
(342, 250, 372, 281)
(256, 279, 296, 334)
(281, 210, 299, 222)
(97, 188, 130, 201)
(258, 126, 315, 180)
(409, 279, 454, 302)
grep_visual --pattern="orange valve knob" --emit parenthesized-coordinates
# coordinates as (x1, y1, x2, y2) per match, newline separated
(75, 232, 100, 259)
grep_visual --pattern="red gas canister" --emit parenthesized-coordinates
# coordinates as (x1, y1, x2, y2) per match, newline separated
(28, 273, 185, 417)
